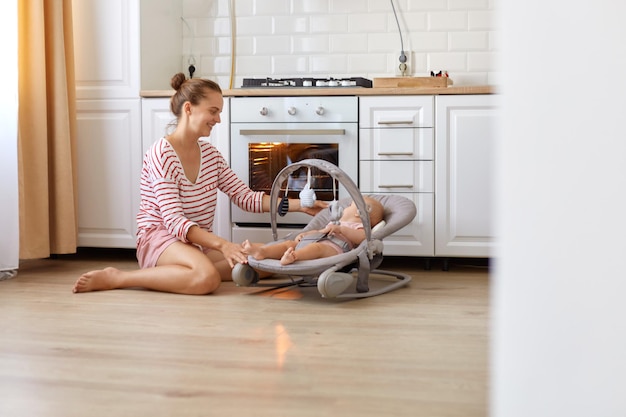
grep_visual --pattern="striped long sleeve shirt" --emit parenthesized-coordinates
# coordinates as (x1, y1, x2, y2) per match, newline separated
(136, 138, 264, 243)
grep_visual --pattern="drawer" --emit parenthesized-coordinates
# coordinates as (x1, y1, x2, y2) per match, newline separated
(360, 161, 433, 193)
(359, 96, 434, 128)
(359, 127, 433, 160)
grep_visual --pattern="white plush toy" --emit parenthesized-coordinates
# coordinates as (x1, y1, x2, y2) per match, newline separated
(298, 167, 317, 208)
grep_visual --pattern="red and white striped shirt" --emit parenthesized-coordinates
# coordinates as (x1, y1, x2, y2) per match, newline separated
(136, 138, 264, 243)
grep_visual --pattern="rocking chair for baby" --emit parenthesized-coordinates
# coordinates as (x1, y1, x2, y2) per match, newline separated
(232, 159, 417, 299)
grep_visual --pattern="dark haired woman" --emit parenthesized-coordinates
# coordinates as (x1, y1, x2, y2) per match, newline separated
(72, 73, 325, 295)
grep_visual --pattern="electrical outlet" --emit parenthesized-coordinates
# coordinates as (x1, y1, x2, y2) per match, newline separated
(394, 51, 411, 76)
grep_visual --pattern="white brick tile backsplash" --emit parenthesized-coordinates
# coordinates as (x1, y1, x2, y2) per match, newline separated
(272, 16, 309, 34)
(428, 12, 468, 31)
(348, 13, 388, 33)
(331, 34, 368, 53)
(396, 12, 428, 32)
(330, 0, 369, 14)
(468, 52, 496, 71)
(310, 55, 348, 74)
(272, 55, 309, 74)
(253, 0, 290, 16)
(310, 15, 348, 33)
(427, 52, 467, 72)
(236, 16, 272, 35)
(449, 32, 489, 51)
(213, 18, 231, 37)
(469, 11, 498, 30)
(253, 36, 291, 55)
(407, 0, 447, 11)
(367, 33, 404, 52)
(182, 0, 500, 86)
(449, 0, 489, 10)
(292, 0, 330, 14)
(409, 32, 448, 52)
(349, 53, 387, 74)
(292, 36, 330, 54)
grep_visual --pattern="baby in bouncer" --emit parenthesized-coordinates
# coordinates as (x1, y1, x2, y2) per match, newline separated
(242, 196, 384, 265)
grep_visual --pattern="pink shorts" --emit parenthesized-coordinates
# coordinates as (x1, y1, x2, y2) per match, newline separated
(136, 225, 209, 269)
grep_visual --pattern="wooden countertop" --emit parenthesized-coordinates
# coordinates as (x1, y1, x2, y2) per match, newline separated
(140, 85, 496, 98)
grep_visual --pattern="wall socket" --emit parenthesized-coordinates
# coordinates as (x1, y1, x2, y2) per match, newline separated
(395, 51, 411, 76)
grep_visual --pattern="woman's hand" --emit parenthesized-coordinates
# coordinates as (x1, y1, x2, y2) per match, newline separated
(219, 240, 249, 268)
(300, 199, 328, 216)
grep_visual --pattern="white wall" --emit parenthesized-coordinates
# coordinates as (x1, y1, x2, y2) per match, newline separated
(140, 0, 183, 90)
(492, 1, 626, 416)
(180, 0, 499, 88)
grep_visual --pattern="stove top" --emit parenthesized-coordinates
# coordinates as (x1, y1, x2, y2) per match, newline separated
(242, 77, 372, 88)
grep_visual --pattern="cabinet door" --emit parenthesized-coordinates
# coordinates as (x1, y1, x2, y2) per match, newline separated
(435, 95, 500, 257)
(141, 98, 175, 154)
(76, 99, 142, 248)
(379, 193, 434, 257)
(72, 0, 140, 99)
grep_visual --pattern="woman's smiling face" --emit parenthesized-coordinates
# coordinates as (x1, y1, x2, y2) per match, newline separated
(189, 89, 223, 137)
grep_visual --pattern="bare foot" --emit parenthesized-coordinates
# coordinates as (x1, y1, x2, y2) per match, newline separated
(242, 239, 268, 260)
(280, 247, 297, 265)
(72, 267, 123, 293)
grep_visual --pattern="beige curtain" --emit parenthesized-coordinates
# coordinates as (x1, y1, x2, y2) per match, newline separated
(18, 0, 78, 259)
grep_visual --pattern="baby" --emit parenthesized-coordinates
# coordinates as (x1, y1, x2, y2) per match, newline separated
(242, 197, 384, 265)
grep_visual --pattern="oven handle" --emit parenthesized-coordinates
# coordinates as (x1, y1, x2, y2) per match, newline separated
(239, 129, 345, 135)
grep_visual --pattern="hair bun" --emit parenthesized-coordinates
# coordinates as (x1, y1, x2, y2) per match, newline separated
(170, 73, 187, 91)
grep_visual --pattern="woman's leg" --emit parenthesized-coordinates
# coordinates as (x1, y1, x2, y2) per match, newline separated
(72, 241, 224, 295)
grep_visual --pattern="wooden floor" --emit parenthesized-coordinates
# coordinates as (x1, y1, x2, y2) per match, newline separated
(0, 249, 489, 417)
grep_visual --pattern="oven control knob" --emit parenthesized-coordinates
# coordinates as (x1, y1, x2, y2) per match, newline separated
(316, 106, 325, 115)
(259, 107, 268, 116)
(288, 107, 297, 115)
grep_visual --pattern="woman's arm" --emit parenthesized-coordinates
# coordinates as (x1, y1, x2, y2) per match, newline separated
(186, 225, 248, 267)
(261, 194, 328, 216)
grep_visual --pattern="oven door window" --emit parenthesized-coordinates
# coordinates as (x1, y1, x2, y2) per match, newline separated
(249, 143, 338, 200)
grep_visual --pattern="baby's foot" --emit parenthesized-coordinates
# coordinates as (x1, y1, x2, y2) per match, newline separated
(242, 239, 267, 260)
(280, 247, 297, 265)
(72, 267, 122, 293)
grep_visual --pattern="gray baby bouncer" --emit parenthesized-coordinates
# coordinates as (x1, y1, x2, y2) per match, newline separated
(232, 159, 417, 299)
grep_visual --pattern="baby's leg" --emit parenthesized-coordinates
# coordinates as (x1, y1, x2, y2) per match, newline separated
(242, 239, 295, 260)
(280, 247, 297, 265)
(280, 243, 338, 265)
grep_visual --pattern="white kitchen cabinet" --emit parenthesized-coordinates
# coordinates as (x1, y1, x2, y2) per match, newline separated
(72, 0, 140, 100)
(435, 94, 500, 258)
(73, 0, 141, 248)
(359, 96, 435, 256)
(140, 98, 175, 154)
(75, 99, 142, 247)
(140, 98, 232, 241)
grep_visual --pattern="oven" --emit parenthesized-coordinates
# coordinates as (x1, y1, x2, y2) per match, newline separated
(230, 96, 359, 241)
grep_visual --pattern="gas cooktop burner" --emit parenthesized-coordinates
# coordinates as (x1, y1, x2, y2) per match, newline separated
(242, 77, 372, 88)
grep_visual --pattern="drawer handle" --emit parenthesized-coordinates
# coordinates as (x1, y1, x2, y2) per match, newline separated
(377, 120, 414, 125)
(377, 152, 414, 156)
(378, 185, 414, 189)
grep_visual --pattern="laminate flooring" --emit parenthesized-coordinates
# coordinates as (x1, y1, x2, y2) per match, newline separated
(0, 249, 489, 417)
